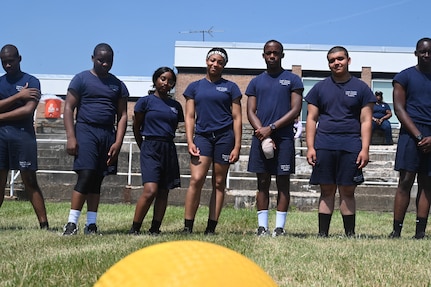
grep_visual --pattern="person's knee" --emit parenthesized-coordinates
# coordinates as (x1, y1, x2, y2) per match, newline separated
(20, 171, 40, 191)
(74, 170, 102, 195)
(213, 175, 227, 191)
(257, 174, 271, 190)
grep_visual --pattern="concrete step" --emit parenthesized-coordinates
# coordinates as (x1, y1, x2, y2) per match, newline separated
(17, 130, 405, 212)
(9, 184, 412, 213)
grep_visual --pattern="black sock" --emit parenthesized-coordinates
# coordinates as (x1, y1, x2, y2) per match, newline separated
(131, 221, 142, 233)
(342, 214, 356, 236)
(205, 219, 218, 233)
(149, 220, 162, 233)
(184, 219, 194, 232)
(415, 217, 427, 236)
(318, 213, 332, 236)
(393, 220, 403, 234)
(39, 221, 49, 230)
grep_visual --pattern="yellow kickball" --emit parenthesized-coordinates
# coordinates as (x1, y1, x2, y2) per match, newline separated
(95, 240, 277, 287)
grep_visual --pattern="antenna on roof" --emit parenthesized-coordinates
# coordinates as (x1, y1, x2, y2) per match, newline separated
(179, 26, 223, 41)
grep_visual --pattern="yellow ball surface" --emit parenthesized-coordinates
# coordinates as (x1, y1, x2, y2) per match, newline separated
(95, 240, 277, 287)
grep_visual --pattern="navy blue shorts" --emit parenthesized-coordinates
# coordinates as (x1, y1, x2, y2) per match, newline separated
(395, 125, 431, 175)
(309, 149, 363, 186)
(194, 127, 234, 164)
(140, 138, 181, 189)
(0, 125, 38, 171)
(73, 122, 117, 176)
(247, 136, 295, 175)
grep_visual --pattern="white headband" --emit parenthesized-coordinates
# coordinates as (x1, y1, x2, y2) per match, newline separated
(207, 50, 227, 63)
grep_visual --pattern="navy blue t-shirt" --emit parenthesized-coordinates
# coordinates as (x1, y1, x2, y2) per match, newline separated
(393, 66, 431, 126)
(373, 102, 391, 119)
(134, 94, 184, 140)
(183, 78, 242, 133)
(0, 72, 40, 128)
(305, 76, 375, 152)
(68, 70, 129, 126)
(246, 70, 304, 138)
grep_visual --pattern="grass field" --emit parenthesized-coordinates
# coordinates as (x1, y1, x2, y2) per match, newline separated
(0, 200, 430, 287)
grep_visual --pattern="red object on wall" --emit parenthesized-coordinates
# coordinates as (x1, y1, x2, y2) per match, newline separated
(44, 99, 61, 118)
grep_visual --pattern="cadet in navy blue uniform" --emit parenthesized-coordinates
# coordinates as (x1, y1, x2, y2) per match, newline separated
(390, 38, 431, 239)
(305, 46, 375, 237)
(372, 91, 393, 145)
(246, 40, 304, 237)
(0, 44, 49, 229)
(128, 67, 184, 235)
(62, 43, 129, 235)
(182, 48, 242, 234)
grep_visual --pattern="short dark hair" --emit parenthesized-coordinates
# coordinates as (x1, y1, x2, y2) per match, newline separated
(93, 43, 114, 56)
(0, 44, 20, 58)
(264, 40, 284, 52)
(375, 91, 383, 96)
(327, 46, 349, 58)
(416, 38, 431, 50)
(152, 66, 176, 87)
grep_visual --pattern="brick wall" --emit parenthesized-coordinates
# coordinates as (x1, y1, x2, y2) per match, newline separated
(34, 64, 372, 125)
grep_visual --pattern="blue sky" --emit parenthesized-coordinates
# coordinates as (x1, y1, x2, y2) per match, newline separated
(2, 0, 427, 77)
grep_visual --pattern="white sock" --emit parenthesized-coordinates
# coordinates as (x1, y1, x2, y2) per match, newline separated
(275, 211, 287, 229)
(68, 209, 81, 224)
(257, 210, 269, 229)
(86, 211, 97, 225)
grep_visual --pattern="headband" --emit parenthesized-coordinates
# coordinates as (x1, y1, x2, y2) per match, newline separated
(207, 50, 227, 63)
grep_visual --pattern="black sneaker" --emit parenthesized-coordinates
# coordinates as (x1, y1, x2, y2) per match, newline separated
(62, 222, 78, 236)
(181, 227, 192, 234)
(318, 232, 328, 238)
(256, 226, 269, 236)
(84, 224, 98, 235)
(39, 222, 49, 230)
(204, 229, 215, 236)
(388, 230, 401, 239)
(272, 227, 286, 237)
(129, 228, 140, 235)
(413, 232, 426, 240)
(148, 229, 161, 236)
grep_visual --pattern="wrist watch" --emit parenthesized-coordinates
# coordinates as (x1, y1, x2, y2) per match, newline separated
(269, 123, 276, 131)
(416, 134, 424, 142)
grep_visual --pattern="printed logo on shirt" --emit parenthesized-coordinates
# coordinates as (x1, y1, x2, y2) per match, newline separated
(170, 107, 178, 114)
(109, 85, 120, 92)
(19, 161, 32, 168)
(279, 79, 291, 86)
(345, 91, 358, 97)
(221, 154, 230, 162)
(280, 164, 291, 172)
(16, 85, 24, 92)
(216, 87, 228, 92)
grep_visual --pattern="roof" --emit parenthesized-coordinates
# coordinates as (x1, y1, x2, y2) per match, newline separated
(174, 41, 416, 73)
(34, 74, 153, 97)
